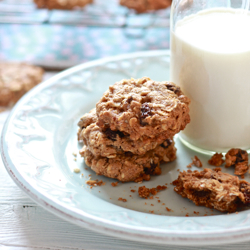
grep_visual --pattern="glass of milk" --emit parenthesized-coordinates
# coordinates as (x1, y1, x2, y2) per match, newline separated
(170, 0, 250, 154)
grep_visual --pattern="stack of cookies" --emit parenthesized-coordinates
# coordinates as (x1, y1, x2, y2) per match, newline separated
(77, 77, 190, 182)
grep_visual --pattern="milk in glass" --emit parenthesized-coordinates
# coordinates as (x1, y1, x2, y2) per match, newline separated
(170, 8, 250, 152)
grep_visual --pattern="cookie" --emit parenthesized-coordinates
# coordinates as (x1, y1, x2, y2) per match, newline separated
(0, 62, 44, 107)
(96, 77, 190, 141)
(81, 140, 176, 182)
(173, 168, 250, 213)
(34, 0, 93, 10)
(120, 0, 172, 13)
(78, 108, 174, 157)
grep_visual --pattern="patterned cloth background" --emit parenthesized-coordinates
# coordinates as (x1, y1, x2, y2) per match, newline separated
(0, 24, 170, 67)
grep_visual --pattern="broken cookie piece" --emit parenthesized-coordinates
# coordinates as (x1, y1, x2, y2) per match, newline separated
(208, 153, 225, 167)
(225, 148, 249, 176)
(173, 168, 249, 213)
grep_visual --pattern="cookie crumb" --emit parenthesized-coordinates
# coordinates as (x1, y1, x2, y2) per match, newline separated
(111, 182, 119, 187)
(73, 168, 81, 173)
(150, 188, 157, 195)
(192, 156, 203, 167)
(138, 185, 167, 198)
(72, 151, 77, 157)
(138, 186, 150, 198)
(130, 189, 136, 193)
(187, 156, 203, 168)
(156, 185, 167, 191)
(118, 198, 127, 202)
(166, 207, 173, 212)
(208, 153, 224, 166)
(86, 179, 105, 186)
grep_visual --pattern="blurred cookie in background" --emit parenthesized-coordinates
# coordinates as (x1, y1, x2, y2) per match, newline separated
(120, 0, 172, 13)
(34, 0, 93, 10)
(0, 62, 44, 107)
(0, 106, 7, 113)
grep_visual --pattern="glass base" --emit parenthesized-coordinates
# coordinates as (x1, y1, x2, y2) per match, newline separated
(178, 135, 250, 155)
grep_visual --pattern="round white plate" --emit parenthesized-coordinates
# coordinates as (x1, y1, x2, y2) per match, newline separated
(1, 50, 250, 246)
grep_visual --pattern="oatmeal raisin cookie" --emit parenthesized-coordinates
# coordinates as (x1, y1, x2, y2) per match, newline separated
(120, 0, 172, 13)
(0, 62, 44, 107)
(78, 108, 174, 157)
(96, 77, 190, 141)
(34, 0, 93, 10)
(81, 140, 176, 182)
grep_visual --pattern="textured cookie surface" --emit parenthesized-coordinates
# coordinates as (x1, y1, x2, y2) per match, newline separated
(96, 77, 190, 141)
(0, 62, 44, 107)
(81, 140, 176, 182)
(34, 0, 93, 9)
(120, 0, 172, 13)
(173, 168, 249, 213)
(78, 108, 173, 157)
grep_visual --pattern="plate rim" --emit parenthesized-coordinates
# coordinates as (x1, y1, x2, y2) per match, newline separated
(2, 50, 250, 246)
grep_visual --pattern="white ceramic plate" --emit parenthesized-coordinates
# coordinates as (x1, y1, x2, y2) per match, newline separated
(2, 50, 250, 246)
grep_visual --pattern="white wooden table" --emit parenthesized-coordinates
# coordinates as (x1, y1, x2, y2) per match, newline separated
(1, 74, 250, 250)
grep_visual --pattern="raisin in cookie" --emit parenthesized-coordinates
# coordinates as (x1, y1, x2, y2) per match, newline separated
(34, 0, 93, 10)
(0, 62, 44, 107)
(81, 140, 176, 182)
(120, 0, 172, 13)
(78, 108, 174, 157)
(173, 168, 250, 213)
(96, 77, 190, 141)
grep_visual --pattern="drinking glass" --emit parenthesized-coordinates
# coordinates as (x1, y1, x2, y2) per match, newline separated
(170, 0, 250, 154)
